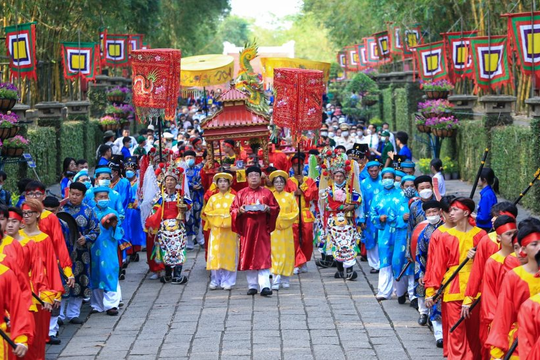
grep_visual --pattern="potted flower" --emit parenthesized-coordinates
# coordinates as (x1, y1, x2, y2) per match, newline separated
(105, 103, 134, 120)
(0, 82, 18, 112)
(106, 86, 130, 103)
(442, 156, 459, 179)
(417, 99, 454, 118)
(2, 135, 29, 157)
(421, 79, 454, 99)
(426, 115, 459, 137)
(98, 115, 120, 131)
(415, 114, 431, 133)
(0, 113, 20, 140)
(418, 158, 431, 175)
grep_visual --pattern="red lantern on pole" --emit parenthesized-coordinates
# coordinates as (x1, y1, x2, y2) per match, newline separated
(272, 68, 324, 142)
(131, 49, 181, 121)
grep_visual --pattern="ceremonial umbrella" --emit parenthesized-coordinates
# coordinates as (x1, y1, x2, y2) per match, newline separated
(180, 54, 234, 115)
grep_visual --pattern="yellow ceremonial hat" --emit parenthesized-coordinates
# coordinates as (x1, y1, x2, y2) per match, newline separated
(269, 170, 289, 182)
(213, 172, 233, 183)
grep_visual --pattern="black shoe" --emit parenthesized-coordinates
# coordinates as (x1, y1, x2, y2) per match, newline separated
(376, 296, 388, 301)
(334, 271, 344, 279)
(171, 276, 188, 285)
(436, 339, 443, 348)
(247, 288, 257, 296)
(316, 259, 333, 268)
(418, 314, 428, 326)
(346, 268, 358, 281)
(260, 287, 272, 296)
(397, 294, 407, 304)
(118, 301, 124, 308)
(69, 317, 84, 325)
(160, 275, 172, 284)
(130, 253, 140, 262)
(47, 336, 61, 345)
(106, 308, 119, 316)
(58, 318, 64, 326)
(119, 273, 126, 281)
(359, 255, 367, 262)
(370, 268, 379, 274)
(410, 298, 419, 310)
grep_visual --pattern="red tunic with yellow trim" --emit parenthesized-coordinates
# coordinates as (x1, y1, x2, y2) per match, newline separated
(0, 236, 33, 312)
(0, 264, 34, 358)
(480, 252, 521, 327)
(485, 266, 540, 358)
(463, 232, 499, 306)
(424, 226, 486, 301)
(39, 210, 73, 280)
(423, 224, 452, 293)
(19, 234, 51, 306)
(517, 293, 540, 360)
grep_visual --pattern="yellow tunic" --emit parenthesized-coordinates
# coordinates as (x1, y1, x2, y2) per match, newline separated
(203, 191, 238, 272)
(270, 190, 299, 276)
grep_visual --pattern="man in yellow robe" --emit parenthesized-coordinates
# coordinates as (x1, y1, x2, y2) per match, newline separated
(203, 173, 238, 290)
(269, 170, 299, 291)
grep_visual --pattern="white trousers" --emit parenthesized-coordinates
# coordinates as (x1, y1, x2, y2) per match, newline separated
(395, 275, 416, 299)
(433, 319, 443, 341)
(377, 266, 394, 298)
(272, 274, 290, 286)
(210, 269, 237, 288)
(245, 269, 271, 291)
(91, 282, 122, 312)
(367, 244, 380, 270)
(59, 297, 84, 320)
(49, 315, 59, 336)
(418, 296, 429, 315)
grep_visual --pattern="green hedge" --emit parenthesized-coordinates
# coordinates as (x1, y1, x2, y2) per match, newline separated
(456, 120, 489, 182)
(28, 127, 58, 186)
(381, 87, 395, 129)
(60, 121, 86, 168)
(394, 88, 410, 135)
(491, 125, 540, 213)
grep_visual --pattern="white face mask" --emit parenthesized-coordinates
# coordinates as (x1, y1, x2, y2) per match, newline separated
(328, 132, 335, 138)
(321, 131, 328, 137)
(419, 189, 433, 200)
(381, 137, 387, 142)
(342, 131, 349, 137)
(365, 129, 372, 135)
(426, 215, 440, 224)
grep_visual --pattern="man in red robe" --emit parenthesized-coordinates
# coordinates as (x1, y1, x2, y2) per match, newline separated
(0, 263, 32, 359)
(486, 218, 540, 359)
(230, 166, 279, 297)
(285, 153, 317, 273)
(424, 197, 486, 360)
(517, 291, 540, 360)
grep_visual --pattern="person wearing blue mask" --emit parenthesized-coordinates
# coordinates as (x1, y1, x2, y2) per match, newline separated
(124, 157, 145, 262)
(109, 162, 132, 273)
(85, 167, 125, 226)
(370, 167, 400, 300)
(389, 175, 417, 306)
(395, 170, 406, 190)
(73, 169, 92, 191)
(59, 181, 99, 324)
(183, 150, 204, 250)
(91, 187, 125, 316)
(360, 160, 383, 273)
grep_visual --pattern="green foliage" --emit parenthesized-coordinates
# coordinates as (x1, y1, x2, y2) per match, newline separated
(346, 73, 379, 96)
(394, 88, 410, 135)
(87, 120, 101, 166)
(60, 122, 85, 166)
(491, 125, 540, 213)
(88, 87, 108, 119)
(27, 127, 58, 186)
(418, 158, 431, 174)
(381, 88, 394, 129)
(456, 120, 489, 183)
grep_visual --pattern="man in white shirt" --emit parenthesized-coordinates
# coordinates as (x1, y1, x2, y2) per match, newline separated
(113, 128, 137, 155)
(334, 124, 355, 150)
(365, 124, 379, 156)
(382, 122, 397, 152)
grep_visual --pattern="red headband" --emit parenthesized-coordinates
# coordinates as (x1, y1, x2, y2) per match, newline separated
(521, 232, 540, 247)
(21, 204, 32, 211)
(499, 211, 516, 219)
(223, 143, 233, 149)
(8, 211, 22, 222)
(496, 223, 517, 235)
(452, 201, 472, 214)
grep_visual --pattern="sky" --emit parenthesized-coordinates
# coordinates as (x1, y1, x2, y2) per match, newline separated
(229, 0, 303, 29)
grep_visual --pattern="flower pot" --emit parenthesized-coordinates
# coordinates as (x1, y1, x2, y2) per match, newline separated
(444, 173, 451, 181)
(0, 98, 16, 112)
(425, 90, 449, 99)
(99, 123, 120, 132)
(416, 124, 431, 133)
(1, 147, 24, 157)
(107, 94, 126, 104)
(421, 112, 439, 119)
(452, 172, 460, 180)
(0, 126, 19, 140)
(432, 128, 455, 138)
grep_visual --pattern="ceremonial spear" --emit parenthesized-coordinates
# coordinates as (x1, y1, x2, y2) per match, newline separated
(0, 328, 17, 350)
(513, 168, 540, 205)
(469, 148, 489, 199)
(449, 296, 481, 332)
(504, 338, 518, 360)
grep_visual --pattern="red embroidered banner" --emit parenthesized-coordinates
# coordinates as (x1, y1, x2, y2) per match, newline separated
(131, 49, 181, 121)
(273, 68, 324, 141)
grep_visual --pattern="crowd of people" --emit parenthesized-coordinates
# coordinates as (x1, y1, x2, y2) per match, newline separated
(0, 98, 539, 360)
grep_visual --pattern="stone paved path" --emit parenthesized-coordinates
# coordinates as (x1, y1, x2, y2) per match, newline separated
(48, 246, 443, 360)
